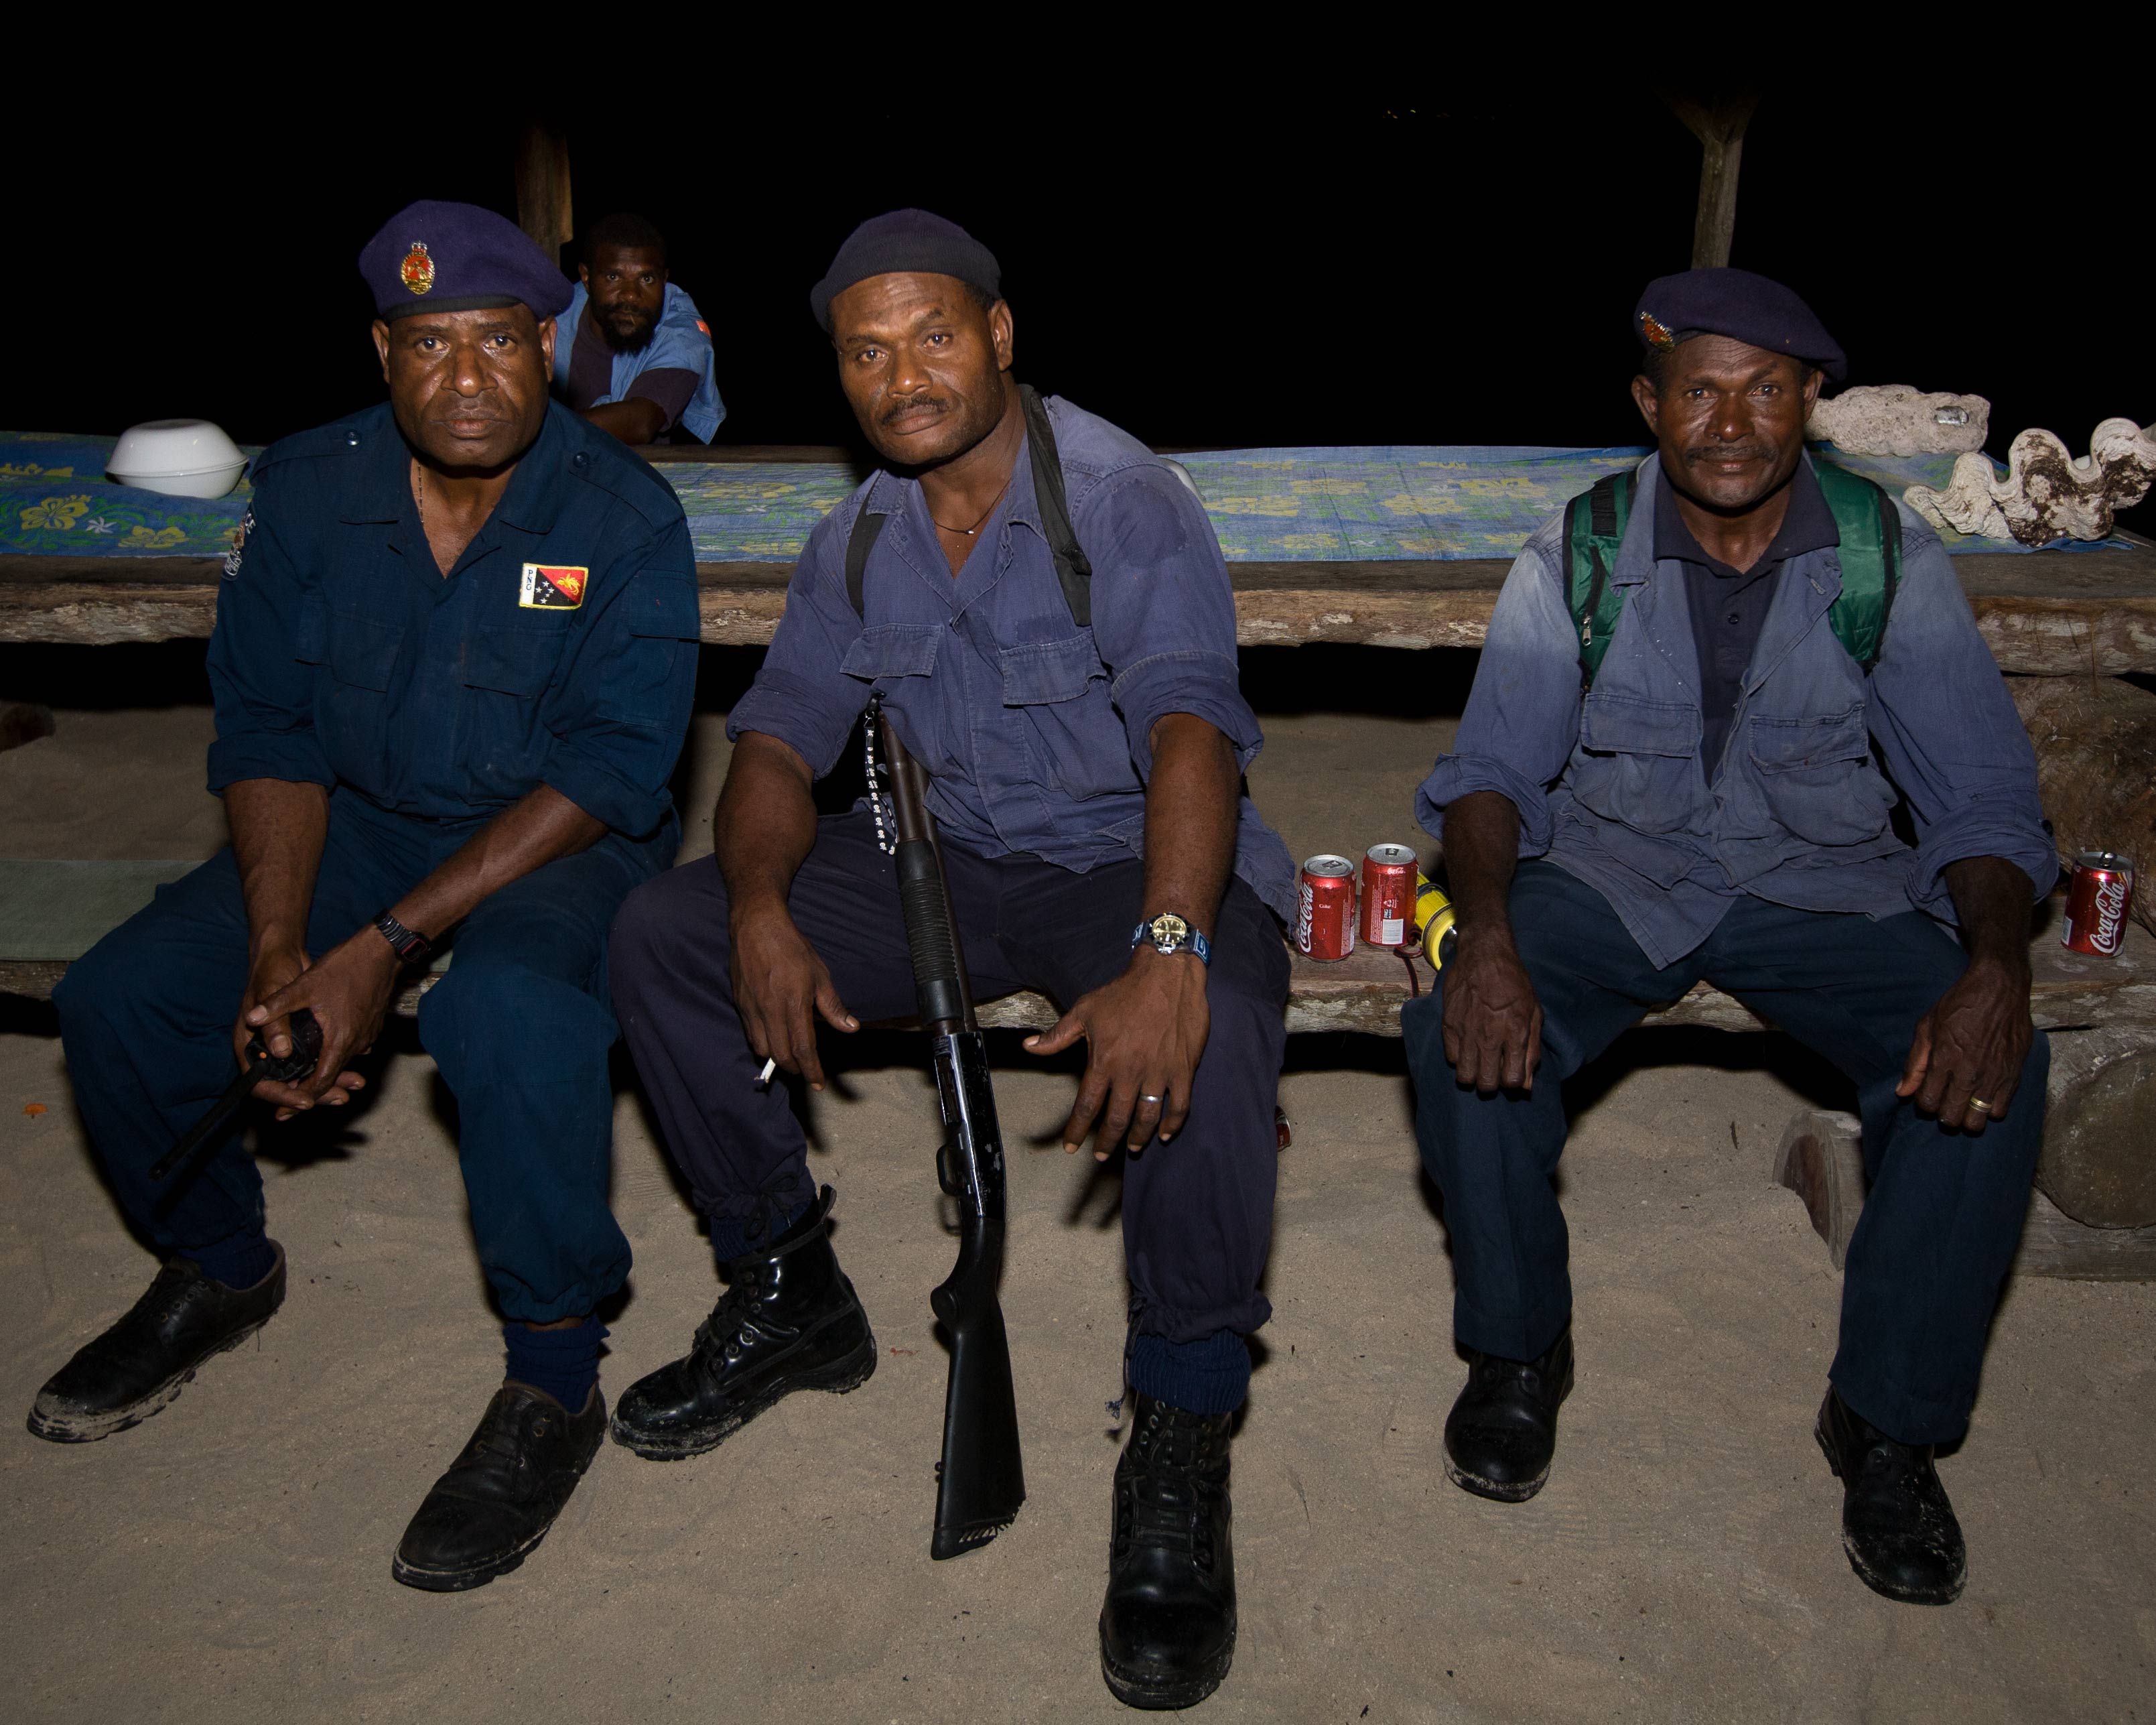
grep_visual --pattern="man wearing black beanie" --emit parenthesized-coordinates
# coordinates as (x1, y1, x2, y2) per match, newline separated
(609, 208, 1296, 1709)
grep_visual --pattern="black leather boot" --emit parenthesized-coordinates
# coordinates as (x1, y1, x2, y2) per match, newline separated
(392, 1383, 606, 1591)
(1815, 1389, 1966, 1605)
(1099, 1391, 1237, 1711)
(609, 1187, 876, 1460)
(1442, 1324, 1574, 1503)
(27, 1247, 286, 1443)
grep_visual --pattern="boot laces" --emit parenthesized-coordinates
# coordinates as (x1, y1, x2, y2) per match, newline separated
(1116, 1405, 1225, 1572)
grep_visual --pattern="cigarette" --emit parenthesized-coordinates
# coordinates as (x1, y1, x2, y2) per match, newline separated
(755, 1057, 778, 1087)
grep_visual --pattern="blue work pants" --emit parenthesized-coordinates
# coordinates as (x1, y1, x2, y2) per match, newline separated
(1402, 861, 2047, 1446)
(52, 789, 664, 1323)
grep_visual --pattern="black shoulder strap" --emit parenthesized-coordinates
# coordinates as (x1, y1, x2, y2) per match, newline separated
(1018, 384, 1093, 628)
(841, 385, 1093, 627)
(844, 505, 887, 618)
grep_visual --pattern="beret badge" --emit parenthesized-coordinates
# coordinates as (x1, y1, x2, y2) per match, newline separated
(400, 243, 435, 297)
(1638, 310, 1676, 350)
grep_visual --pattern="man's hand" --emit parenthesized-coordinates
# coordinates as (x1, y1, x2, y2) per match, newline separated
(242, 932, 393, 1119)
(1442, 929, 1544, 1094)
(1897, 954, 2033, 1135)
(1025, 947, 1210, 1159)
(730, 900, 858, 1092)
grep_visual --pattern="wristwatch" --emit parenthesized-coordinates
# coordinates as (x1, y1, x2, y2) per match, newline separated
(1131, 912, 1211, 966)
(374, 911, 434, 965)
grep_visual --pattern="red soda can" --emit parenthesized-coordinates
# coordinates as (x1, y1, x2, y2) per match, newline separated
(1297, 855, 1357, 960)
(1360, 844, 1418, 948)
(2062, 850, 2135, 956)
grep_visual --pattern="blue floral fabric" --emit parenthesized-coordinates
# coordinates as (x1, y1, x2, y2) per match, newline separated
(0, 430, 2112, 564)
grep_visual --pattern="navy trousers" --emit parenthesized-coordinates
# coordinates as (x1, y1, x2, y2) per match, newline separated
(1402, 860, 2047, 1446)
(53, 790, 665, 1324)
(609, 810, 1290, 1348)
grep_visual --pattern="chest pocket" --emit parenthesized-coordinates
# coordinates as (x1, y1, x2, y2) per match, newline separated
(327, 608, 405, 692)
(1574, 694, 1702, 836)
(464, 616, 573, 698)
(999, 629, 1124, 800)
(841, 623, 942, 684)
(1747, 707, 1894, 845)
(999, 631, 1105, 706)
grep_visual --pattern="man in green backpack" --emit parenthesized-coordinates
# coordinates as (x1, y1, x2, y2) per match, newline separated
(1404, 269, 2056, 1606)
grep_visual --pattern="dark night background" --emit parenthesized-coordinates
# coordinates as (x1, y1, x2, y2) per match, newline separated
(7, 88, 2149, 532)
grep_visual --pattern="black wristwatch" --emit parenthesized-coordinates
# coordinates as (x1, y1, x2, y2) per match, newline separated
(374, 911, 433, 964)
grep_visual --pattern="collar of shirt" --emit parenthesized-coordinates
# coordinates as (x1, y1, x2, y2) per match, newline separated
(334, 401, 570, 545)
(858, 424, 1053, 620)
(1653, 454, 1837, 582)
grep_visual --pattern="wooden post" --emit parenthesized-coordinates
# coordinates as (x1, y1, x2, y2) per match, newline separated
(1662, 93, 1759, 269)
(515, 121, 574, 265)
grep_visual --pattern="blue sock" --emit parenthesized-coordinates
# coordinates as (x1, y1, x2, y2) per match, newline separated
(1128, 1329, 1251, 1417)
(186, 1228, 276, 1291)
(503, 1320, 606, 1410)
(708, 1196, 815, 1265)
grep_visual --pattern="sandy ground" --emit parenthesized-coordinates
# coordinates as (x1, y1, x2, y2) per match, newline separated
(2, 679, 2152, 1724)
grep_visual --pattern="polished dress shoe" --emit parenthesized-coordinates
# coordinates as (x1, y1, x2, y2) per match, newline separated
(1442, 1325, 1574, 1503)
(610, 1187, 876, 1461)
(1099, 1391, 1237, 1711)
(1815, 1389, 1966, 1605)
(392, 1383, 606, 1592)
(27, 1247, 286, 1443)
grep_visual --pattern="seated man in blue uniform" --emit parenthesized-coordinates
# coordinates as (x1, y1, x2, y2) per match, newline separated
(30, 201, 700, 1594)
(553, 212, 725, 445)
(1404, 268, 2055, 1608)
(608, 210, 1294, 1710)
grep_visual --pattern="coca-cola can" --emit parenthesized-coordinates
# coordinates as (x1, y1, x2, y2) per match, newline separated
(1360, 844, 1418, 948)
(2062, 850, 2135, 957)
(1297, 854, 1357, 960)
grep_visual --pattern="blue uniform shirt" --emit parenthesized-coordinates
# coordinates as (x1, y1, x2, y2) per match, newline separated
(1414, 452, 2056, 969)
(552, 281, 726, 443)
(728, 395, 1297, 922)
(208, 401, 701, 844)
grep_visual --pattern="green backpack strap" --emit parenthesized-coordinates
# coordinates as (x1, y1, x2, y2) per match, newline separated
(1563, 468, 1634, 684)
(1810, 460, 1901, 672)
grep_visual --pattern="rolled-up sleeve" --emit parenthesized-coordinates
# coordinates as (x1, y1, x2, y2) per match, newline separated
(540, 517, 700, 836)
(1414, 537, 1585, 855)
(1086, 464, 1263, 779)
(1867, 512, 2057, 911)
(725, 511, 870, 777)
(206, 468, 336, 793)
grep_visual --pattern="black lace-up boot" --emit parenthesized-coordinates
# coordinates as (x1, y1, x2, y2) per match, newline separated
(392, 1382, 607, 1591)
(28, 1247, 286, 1443)
(610, 1186, 876, 1460)
(1442, 1324, 1574, 1503)
(1816, 1388, 1967, 1605)
(1099, 1391, 1237, 1710)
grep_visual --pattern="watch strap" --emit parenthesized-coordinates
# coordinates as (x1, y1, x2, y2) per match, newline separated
(374, 911, 433, 964)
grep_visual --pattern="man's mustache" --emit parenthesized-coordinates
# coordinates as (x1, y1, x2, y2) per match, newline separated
(1686, 443, 1776, 464)
(882, 395, 949, 427)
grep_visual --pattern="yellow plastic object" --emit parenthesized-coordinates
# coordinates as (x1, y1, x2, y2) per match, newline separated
(1416, 877, 1457, 970)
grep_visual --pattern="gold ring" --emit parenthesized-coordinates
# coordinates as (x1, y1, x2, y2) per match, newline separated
(1968, 1098, 1993, 1113)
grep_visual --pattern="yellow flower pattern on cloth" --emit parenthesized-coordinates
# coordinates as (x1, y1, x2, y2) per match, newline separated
(121, 525, 188, 550)
(21, 495, 91, 531)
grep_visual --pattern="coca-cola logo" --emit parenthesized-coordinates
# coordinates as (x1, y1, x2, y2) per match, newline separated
(1296, 881, 1315, 951)
(2094, 875, 2129, 950)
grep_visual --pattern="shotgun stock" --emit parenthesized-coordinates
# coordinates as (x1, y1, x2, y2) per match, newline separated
(870, 700, 1026, 1561)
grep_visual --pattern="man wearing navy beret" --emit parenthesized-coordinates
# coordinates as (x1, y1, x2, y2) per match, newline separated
(33, 200, 701, 1593)
(1405, 267, 2053, 1606)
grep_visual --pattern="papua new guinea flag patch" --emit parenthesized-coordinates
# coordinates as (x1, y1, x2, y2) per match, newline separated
(519, 563, 588, 609)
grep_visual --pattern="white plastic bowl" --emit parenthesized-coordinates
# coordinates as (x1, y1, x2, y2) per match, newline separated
(108, 419, 248, 499)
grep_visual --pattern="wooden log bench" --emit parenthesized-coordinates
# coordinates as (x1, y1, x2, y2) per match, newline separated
(5, 860, 2151, 1277)
(5, 546, 2156, 674)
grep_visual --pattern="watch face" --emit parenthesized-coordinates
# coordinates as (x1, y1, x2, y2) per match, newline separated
(1150, 913, 1189, 950)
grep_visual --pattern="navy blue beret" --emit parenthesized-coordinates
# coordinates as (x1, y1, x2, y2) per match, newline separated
(809, 208, 1002, 332)
(358, 200, 573, 324)
(1635, 267, 1846, 385)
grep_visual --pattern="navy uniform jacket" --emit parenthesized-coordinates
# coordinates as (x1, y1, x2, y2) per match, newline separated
(208, 401, 700, 852)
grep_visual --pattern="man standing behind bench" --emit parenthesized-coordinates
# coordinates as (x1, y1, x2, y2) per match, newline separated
(608, 210, 1294, 1710)
(31, 202, 700, 1594)
(553, 212, 725, 445)
(1404, 269, 2054, 1607)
